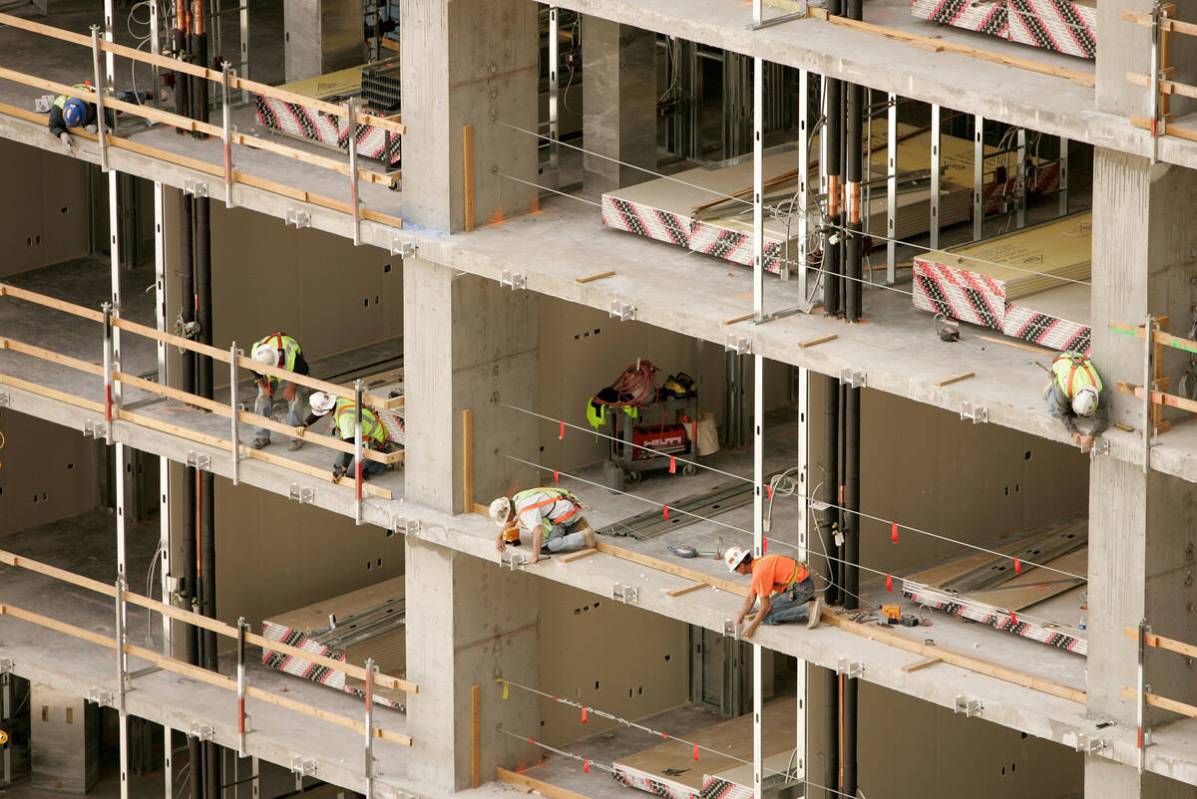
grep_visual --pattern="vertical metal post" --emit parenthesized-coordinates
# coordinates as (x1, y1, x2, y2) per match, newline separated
(91, 26, 110, 173)
(1, 667, 11, 788)
(240, 0, 250, 105)
(819, 76, 829, 198)
(212, 0, 223, 68)
(251, 758, 260, 799)
(795, 364, 808, 787)
(1137, 618, 1151, 772)
(1143, 315, 1154, 474)
(115, 577, 130, 799)
(153, 181, 173, 799)
(149, 0, 161, 109)
(886, 92, 896, 284)
(230, 343, 240, 484)
(354, 380, 365, 524)
(1058, 136, 1069, 216)
(752, 55, 764, 318)
(973, 115, 984, 241)
(795, 69, 808, 291)
(547, 7, 560, 187)
(1016, 127, 1027, 229)
(929, 103, 940, 251)
(348, 99, 361, 246)
(221, 62, 234, 208)
(1149, 2, 1165, 164)
(864, 88, 872, 241)
(103, 302, 115, 443)
(364, 658, 376, 799)
(237, 617, 248, 755)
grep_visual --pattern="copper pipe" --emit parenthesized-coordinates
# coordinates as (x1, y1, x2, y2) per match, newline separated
(192, 0, 205, 35)
(828, 174, 842, 218)
(848, 181, 861, 225)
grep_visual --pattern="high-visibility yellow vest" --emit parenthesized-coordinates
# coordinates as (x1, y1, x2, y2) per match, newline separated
(333, 400, 387, 446)
(1052, 352, 1102, 399)
(54, 83, 91, 110)
(505, 488, 580, 542)
(252, 333, 302, 375)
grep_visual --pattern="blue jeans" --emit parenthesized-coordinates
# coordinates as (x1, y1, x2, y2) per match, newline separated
(541, 515, 588, 553)
(253, 382, 308, 441)
(764, 577, 815, 625)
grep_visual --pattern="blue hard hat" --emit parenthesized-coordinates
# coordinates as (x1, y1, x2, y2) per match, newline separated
(62, 97, 87, 128)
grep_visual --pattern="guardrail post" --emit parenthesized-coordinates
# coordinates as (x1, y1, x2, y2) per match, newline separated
(90, 25, 109, 173)
(364, 657, 375, 798)
(230, 342, 240, 484)
(102, 302, 115, 444)
(221, 62, 235, 208)
(1137, 618, 1152, 772)
(354, 379, 364, 525)
(115, 576, 129, 799)
(240, 0, 250, 105)
(1143, 315, 1155, 474)
(237, 616, 248, 755)
(347, 99, 361, 246)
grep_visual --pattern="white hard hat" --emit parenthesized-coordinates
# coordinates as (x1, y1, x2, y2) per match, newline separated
(253, 345, 279, 367)
(724, 546, 750, 573)
(1072, 387, 1098, 418)
(309, 391, 336, 416)
(489, 497, 512, 526)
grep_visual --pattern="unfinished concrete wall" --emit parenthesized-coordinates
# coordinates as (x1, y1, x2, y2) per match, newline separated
(0, 412, 100, 538)
(0, 139, 90, 277)
(209, 204, 402, 368)
(537, 581, 689, 743)
(213, 477, 404, 630)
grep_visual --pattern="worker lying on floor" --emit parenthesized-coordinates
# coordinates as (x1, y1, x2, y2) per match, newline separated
(490, 487, 596, 565)
(47, 82, 149, 152)
(303, 392, 396, 482)
(1043, 351, 1109, 453)
(250, 333, 310, 451)
(726, 547, 821, 638)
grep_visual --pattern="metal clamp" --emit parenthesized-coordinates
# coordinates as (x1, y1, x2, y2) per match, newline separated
(285, 209, 311, 229)
(725, 335, 752, 356)
(501, 550, 526, 570)
(1091, 439, 1111, 457)
(612, 583, 639, 604)
(836, 658, 864, 679)
(186, 451, 211, 470)
(389, 233, 417, 258)
(954, 695, 983, 717)
(839, 369, 866, 389)
(0, 658, 13, 674)
(86, 687, 115, 708)
(288, 484, 316, 505)
(0, 392, 10, 408)
(1074, 734, 1106, 755)
(182, 179, 210, 198)
(290, 757, 318, 778)
(190, 722, 215, 741)
(499, 270, 527, 290)
(959, 402, 988, 424)
(609, 301, 637, 322)
(401, 518, 422, 537)
(83, 420, 109, 439)
(723, 619, 739, 640)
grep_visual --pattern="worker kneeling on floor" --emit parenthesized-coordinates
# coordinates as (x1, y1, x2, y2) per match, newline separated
(250, 333, 310, 451)
(304, 391, 397, 482)
(491, 487, 596, 565)
(1043, 351, 1109, 453)
(727, 547, 821, 638)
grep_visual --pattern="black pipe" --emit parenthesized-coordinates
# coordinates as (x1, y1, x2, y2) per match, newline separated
(172, 15, 189, 134)
(844, 385, 860, 609)
(183, 464, 201, 799)
(194, 198, 212, 399)
(835, 382, 846, 604)
(844, 675, 858, 799)
(189, 1, 209, 140)
(822, 374, 840, 606)
(825, 669, 839, 799)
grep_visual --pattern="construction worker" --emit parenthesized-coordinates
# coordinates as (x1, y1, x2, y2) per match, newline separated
(250, 333, 310, 451)
(47, 82, 147, 152)
(490, 488, 595, 565)
(304, 392, 396, 482)
(1044, 351, 1109, 453)
(726, 547, 821, 638)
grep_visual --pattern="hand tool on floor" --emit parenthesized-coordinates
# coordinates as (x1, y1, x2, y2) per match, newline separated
(668, 544, 721, 559)
(881, 603, 921, 627)
(934, 313, 959, 342)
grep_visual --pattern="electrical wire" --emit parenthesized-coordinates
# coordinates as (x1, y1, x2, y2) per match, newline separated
(499, 409, 1086, 582)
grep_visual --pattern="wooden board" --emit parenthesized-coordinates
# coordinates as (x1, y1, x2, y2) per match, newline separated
(496, 767, 591, 799)
(614, 698, 796, 792)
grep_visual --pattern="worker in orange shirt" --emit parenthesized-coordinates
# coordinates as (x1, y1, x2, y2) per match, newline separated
(725, 547, 821, 638)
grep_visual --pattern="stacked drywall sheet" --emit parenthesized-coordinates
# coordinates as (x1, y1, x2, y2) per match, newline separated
(902, 516, 1088, 654)
(262, 576, 407, 709)
(912, 211, 1092, 352)
(602, 126, 1058, 276)
(254, 66, 402, 167)
(613, 698, 797, 799)
(910, 0, 1097, 60)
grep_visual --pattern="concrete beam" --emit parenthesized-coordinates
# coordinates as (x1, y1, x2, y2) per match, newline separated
(400, 0, 539, 231)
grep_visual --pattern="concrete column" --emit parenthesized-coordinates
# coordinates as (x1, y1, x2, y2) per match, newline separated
(402, 257, 540, 515)
(581, 17, 657, 194)
(1085, 148, 1197, 797)
(1096, 0, 1197, 119)
(404, 537, 541, 791)
(400, 0, 539, 232)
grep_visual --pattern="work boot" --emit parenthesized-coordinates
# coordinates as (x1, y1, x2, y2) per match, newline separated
(806, 598, 822, 629)
(287, 439, 304, 451)
(574, 517, 596, 548)
(251, 437, 269, 450)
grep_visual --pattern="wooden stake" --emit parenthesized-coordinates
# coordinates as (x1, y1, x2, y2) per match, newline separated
(463, 409, 475, 513)
(667, 581, 710, 598)
(901, 656, 942, 673)
(463, 124, 475, 232)
(935, 371, 975, 387)
(723, 312, 755, 326)
(471, 684, 481, 788)
(560, 548, 599, 564)
(496, 768, 589, 799)
(799, 334, 838, 349)
(576, 270, 616, 284)
(976, 334, 1052, 355)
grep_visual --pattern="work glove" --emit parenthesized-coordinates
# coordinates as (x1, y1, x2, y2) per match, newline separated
(59, 131, 74, 152)
(283, 383, 298, 402)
